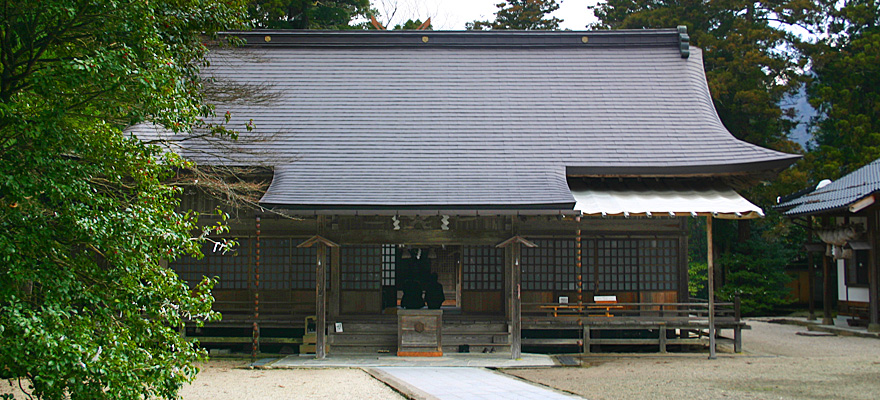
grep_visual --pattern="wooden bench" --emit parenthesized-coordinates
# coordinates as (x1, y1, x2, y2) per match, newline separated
(588, 295, 623, 317)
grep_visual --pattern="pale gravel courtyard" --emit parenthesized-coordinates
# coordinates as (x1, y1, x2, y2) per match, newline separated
(3, 320, 879, 399)
(506, 320, 880, 400)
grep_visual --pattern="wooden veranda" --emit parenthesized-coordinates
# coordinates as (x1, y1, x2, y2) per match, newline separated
(173, 211, 746, 359)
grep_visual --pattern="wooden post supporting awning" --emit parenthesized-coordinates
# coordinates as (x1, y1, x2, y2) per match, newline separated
(571, 180, 765, 358)
(297, 235, 339, 359)
(497, 235, 537, 359)
(707, 217, 716, 359)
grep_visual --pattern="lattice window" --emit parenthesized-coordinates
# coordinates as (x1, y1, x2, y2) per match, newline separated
(381, 245, 396, 286)
(462, 246, 502, 290)
(637, 239, 678, 291)
(584, 238, 680, 292)
(288, 239, 317, 290)
(522, 239, 577, 291)
(261, 238, 289, 290)
(595, 239, 639, 292)
(172, 238, 251, 290)
(341, 245, 382, 290)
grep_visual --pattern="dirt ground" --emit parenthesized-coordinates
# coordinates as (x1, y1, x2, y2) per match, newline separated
(506, 320, 880, 400)
(3, 320, 879, 399)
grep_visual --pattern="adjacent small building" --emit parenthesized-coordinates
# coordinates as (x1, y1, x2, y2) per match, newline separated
(134, 29, 800, 356)
(777, 159, 880, 332)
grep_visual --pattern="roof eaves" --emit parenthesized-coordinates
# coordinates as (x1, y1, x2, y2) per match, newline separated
(783, 189, 880, 217)
(566, 156, 801, 177)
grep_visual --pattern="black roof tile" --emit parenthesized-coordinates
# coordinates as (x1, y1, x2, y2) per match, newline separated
(130, 30, 799, 209)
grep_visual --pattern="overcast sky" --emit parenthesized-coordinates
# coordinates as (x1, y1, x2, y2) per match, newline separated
(371, 0, 602, 30)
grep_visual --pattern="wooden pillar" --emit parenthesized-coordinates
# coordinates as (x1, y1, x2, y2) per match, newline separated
(869, 211, 880, 332)
(330, 247, 341, 319)
(297, 235, 340, 360)
(497, 235, 536, 360)
(821, 217, 834, 325)
(582, 326, 591, 354)
(707, 216, 716, 359)
(658, 324, 667, 353)
(821, 253, 834, 325)
(807, 218, 816, 321)
(734, 296, 742, 353)
(511, 245, 522, 359)
(316, 245, 327, 359)
(252, 216, 262, 361)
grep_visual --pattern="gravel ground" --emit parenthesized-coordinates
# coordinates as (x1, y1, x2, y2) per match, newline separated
(505, 320, 880, 400)
(3, 320, 878, 399)
(1, 360, 405, 400)
(176, 360, 404, 400)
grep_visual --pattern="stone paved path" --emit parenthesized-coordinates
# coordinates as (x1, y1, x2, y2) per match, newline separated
(374, 367, 584, 400)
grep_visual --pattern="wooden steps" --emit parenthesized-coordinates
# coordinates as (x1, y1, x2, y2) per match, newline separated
(326, 318, 512, 355)
(328, 320, 397, 354)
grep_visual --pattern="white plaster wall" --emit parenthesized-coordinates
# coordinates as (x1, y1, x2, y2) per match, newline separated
(847, 287, 871, 303)
(838, 259, 871, 302)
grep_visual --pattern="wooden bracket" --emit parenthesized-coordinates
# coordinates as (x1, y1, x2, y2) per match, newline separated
(370, 15, 386, 30)
(297, 235, 340, 248)
(496, 235, 538, 248)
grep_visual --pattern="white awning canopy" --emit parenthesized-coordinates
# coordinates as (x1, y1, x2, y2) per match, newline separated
(570, 181, 764, 219)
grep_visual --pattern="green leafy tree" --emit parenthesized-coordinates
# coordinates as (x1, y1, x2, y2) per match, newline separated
(248, 0, 371, 29)
(0, 1, 246, 398)
(592, 0, 805, 158)
(393, 19, 433, 30)
(716, 234, 795, 315)
(593, 0, 813, 314)
(467, 0, 563, 30)
(803, 0, 880, 179)
(687, 214, 800, 314)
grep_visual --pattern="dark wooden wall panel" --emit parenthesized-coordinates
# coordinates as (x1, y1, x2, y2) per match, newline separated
(462, 291, 503, 314)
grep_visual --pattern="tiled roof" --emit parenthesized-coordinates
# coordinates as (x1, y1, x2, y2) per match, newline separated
(130, 30, 799, 209)
(778, 159, 880, 216)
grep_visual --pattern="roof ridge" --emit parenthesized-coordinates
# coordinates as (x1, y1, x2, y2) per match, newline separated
(223, 29, 687, 52)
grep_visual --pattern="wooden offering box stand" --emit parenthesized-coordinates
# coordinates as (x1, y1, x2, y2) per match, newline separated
(397, 310, 442, 357)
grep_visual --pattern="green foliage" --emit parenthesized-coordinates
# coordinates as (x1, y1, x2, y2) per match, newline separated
(594, 0, 815, 316)
(0, 0, 246, 399)
(803, 0, 880, 179)
(688, 261, 708, 298)
(687, 216, 801, 315)
(716, 235, 795, 315)
(393, 19, 432, 30)
(467, 0, 563, 30)
(248, 0, 371, 29)
(591, 0, 804, 158)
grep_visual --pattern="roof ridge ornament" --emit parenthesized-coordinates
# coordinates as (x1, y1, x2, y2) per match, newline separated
(678, 25, 690, 59)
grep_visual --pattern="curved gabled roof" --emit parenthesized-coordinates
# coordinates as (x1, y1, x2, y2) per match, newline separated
(778, 159, 880, 216)
(130, 30, 799, 209)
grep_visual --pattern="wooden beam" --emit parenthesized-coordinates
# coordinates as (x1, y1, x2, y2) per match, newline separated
(331, 229, 507, 245)
(370, 15, 386, 30)
(416, 17, 431, 30)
